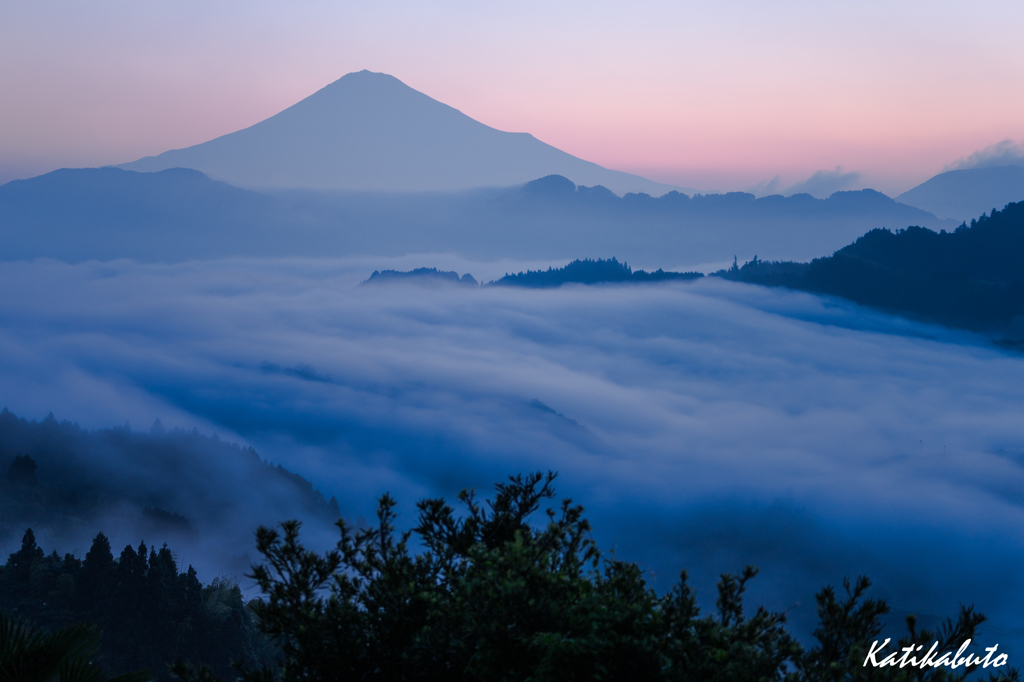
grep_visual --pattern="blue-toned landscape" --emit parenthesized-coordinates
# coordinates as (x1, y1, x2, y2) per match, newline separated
(3, 4, 1024, 679)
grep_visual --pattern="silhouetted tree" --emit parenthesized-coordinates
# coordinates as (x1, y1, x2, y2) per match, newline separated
(7, 454, 38, 486)
(8, 528, 45, 585)
(1, 530, 273, 681)
(233, 473, 1018, 682)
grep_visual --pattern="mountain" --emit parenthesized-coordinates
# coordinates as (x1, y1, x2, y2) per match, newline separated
(0, 167, 276, 261)
(716, 201, 1024, 335)
(896, 165, 1024, 222)
(0, 408, 341, 580)
(0, 168, 955, 265)
(461, 180, 955, 264)
(118, 70, 681, 196)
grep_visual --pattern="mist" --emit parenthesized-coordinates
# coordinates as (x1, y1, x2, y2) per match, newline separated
(783, 166, 863, 198)
(3, 256, 1024, 649)
(748, 167, 864, 199)
(945, 140, 1024, 171)
(1, 167, 957, 268)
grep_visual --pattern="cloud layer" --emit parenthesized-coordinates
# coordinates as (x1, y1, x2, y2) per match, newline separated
(2, 257, 1024, 648)
(945, 139, 1024, 171)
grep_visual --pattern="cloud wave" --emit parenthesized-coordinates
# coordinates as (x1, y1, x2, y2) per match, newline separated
(784, 167, 862, 198)
(2, 256, 1024, 647)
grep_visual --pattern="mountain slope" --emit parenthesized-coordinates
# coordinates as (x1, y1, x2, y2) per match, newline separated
(119, 70, 680, 196)
(717, 201, 1024, 334)
(0, 167, 275, 261)
(896, 165, 1024, 222)
(0, 408, 341, 581)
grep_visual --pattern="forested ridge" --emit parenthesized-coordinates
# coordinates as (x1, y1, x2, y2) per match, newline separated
(0, 408, 340, 549)
(363, 201, 1024, 335)
(358, 258, 703, 289)
(716, 201, 1024, 334)
(490, 257, 703, 288)
(1, 529, 274, 680)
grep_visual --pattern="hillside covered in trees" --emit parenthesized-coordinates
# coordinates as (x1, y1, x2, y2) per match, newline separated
(490, 257, 703, 288)
(362, 267, 479, 286)
(363, 202, 1024, 336)
(1, 529, 274, 680)
(716, 201, 1024, 335)
(357, 258, 703, 289)
(0, 409, 340, 579)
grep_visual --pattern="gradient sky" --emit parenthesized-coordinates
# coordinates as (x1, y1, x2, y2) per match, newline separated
(2, 0, 1023, 194)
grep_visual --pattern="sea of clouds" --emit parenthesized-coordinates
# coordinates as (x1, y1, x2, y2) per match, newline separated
(2, 255, 1024, 649)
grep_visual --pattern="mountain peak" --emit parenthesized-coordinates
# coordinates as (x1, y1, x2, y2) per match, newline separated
(118, 73, 679, 195)
(330, 69, 410, 88)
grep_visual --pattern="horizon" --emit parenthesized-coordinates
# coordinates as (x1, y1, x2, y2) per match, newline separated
(4, 67, 1023, 200)
(3, 0, 1024, 195)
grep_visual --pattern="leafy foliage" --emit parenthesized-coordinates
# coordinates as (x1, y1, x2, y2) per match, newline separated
(234, 473, 1017, 682)
(9, 473, 1017, 681)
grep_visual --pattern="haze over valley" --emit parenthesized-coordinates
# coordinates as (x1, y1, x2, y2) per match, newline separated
(6, 256, 1024, 648)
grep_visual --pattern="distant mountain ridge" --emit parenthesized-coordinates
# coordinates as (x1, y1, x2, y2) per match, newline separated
(118, 70, 681, 196)
(366, 202, 1024, 336)
(0, 168, 955, 265)
(0, 166, 274, 261)
(896, 165, 1024, 222)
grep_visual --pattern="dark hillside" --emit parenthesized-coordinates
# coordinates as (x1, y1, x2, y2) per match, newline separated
(834, 202, 1024, 283)
(362, 267, 478, 286)
(0, 409, 340, 572)
(717, 202, 1024, 333)
(490, 257, 703, 288)
(1, 528, 275, 680)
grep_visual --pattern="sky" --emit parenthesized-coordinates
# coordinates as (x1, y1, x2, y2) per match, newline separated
(2, 0, 1024, 194)
(3, 256, 1024, 649)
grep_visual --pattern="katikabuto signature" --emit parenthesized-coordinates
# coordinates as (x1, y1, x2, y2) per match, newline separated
(864, 639, 1009, 669)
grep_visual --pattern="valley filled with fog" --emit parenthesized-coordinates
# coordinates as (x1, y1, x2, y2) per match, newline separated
(3, 255, 1023, 648)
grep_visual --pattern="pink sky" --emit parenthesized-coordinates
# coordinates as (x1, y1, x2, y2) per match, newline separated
(2, 0, 1023, 195)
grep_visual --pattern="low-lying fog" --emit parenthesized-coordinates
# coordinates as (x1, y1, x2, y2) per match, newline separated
(2, 255, 1023, 650)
